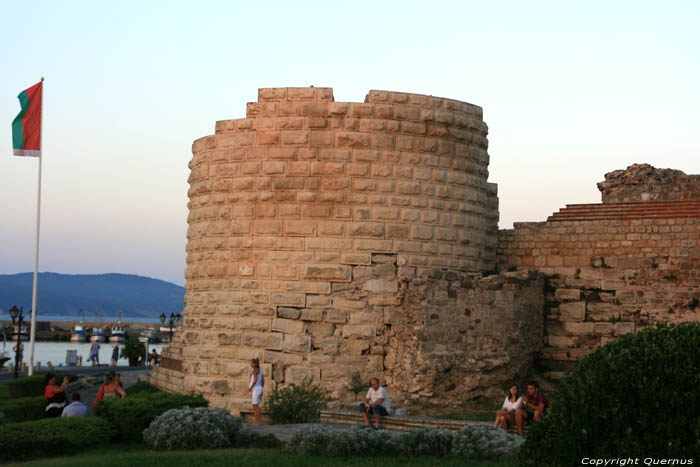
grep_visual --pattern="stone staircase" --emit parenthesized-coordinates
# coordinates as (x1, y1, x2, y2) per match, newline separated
(320, 409, 488, 432)
(547, 200, 700, 221)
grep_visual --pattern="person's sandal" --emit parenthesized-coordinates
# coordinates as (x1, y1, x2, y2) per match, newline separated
(359, 425, 368, 429)
(372, 425, 380, 430)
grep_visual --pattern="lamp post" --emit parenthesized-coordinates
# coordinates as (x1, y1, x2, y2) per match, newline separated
(8, 305, 24, 379)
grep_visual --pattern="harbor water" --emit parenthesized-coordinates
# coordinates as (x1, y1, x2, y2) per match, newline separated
(2, 341, 166, 367)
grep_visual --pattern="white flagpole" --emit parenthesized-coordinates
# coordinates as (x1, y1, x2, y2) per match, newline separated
(28, 77, 44, 376)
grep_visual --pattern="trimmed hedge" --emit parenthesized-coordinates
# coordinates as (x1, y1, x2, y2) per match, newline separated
(519, 323, 700, 466)
(95, 391, 208, 442)
(0, 395, 47, 422)
(0, 417, 115, 463)
(125, 380, 161, 397)
(7, 373, 78, 398)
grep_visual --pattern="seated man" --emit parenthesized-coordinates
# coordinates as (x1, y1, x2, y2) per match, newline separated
(515, 381, 549, 436)
(359, 377, 392, 430)
(62, 392, 88, 417)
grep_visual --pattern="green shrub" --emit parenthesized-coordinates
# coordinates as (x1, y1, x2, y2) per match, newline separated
(0, 417, 115, 462)
(0, 411, 6, 425)
(143, 407, 244, 450)
(95, 390, 207, 442)
(398, 428, 453, 457)
(126, 380, 161, 396)
(120, 335, 146, 366)
(7, 373, 77, 398)
(519, 322, 700, 466)
(286, 424, 334, 455)
(0, 395, 47, 422)
(327, 428, 396, 457)
(265, 377, 325, 424)
(452, 425, 523, 460)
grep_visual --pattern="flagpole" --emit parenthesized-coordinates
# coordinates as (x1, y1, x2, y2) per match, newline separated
(27, 77, 44, 376)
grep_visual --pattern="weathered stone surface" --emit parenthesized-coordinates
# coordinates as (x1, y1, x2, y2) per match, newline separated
(559, 302, 586, 321)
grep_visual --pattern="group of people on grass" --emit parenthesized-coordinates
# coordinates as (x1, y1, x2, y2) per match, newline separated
(43, 371, 127, 418)
(493, 381, 549, 436)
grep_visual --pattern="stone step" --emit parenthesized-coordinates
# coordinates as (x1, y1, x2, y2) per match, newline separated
(320, 409, 486, 432)
(547, 200, 700, 221)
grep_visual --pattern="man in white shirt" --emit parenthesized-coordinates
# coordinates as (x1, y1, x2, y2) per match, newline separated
(62, 393, 89, 417)
(360, 377, 391, 430)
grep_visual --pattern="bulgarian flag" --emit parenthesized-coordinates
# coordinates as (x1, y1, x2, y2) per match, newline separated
(12, 80, 43, 157)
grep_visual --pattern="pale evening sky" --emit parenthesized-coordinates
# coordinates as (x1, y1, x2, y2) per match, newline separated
(1, 1, 698, 286)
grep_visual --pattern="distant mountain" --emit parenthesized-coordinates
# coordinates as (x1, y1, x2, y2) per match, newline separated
(0, 273, 185, 321)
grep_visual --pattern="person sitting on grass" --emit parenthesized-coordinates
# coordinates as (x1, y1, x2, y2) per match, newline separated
(359, 377, 392, 430)
(62, 392, 88, 417)
(515, 381, 549, 436)
(494, 384, 524, 432)
(45, 372, 69, 417)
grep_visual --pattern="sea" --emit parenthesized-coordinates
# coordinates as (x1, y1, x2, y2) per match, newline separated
(2, 341, 167, 367)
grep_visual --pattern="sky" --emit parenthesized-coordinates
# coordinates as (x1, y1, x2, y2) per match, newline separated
(1, 1, 698, 286)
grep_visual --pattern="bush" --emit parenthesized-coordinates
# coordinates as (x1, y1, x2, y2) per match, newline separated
(265, 377, 325, 424)
(95, 391, 207, 442)
(143, 407, 245, 450)
(0, 411, 6, 425)
(452, 425, 523, 460)
(519, 322, 700, 466)
(7, 373, 78, 398)
(286, 424, 335, 455)
(121, 335, 146, 366)
(126, 380, 161, 396)
(327, 428, 396, 457)
(398, 428, 453, 457)
(0, 395, 47, 422)
(0, 417, 115, 462)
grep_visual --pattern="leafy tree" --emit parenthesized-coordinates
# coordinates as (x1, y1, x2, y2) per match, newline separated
(120, 335, 145, 366)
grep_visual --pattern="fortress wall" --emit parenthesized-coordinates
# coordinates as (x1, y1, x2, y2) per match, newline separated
(498, 215, 700, 378)
(152, 87, 503, 411)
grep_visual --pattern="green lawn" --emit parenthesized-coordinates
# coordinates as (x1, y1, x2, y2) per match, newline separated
(13, 446, 517, 467)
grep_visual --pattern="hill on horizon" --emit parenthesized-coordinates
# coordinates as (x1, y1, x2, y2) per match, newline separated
(0, 272, 185, 321)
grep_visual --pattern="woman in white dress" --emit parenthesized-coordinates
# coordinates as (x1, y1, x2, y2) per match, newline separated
(494, 384, 524, 431)
(248, 358, 264, 425)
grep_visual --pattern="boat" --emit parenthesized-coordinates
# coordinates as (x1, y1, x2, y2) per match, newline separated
(89, 327, 106, 342)
(70, 309, 87, 342)
(109, 310, 127, 343)
(138, 327, 156, 343)
(70, 324, 86, 342)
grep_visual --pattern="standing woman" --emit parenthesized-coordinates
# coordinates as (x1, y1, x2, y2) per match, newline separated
(45, 372, 69, 417)
(248, 358, 264, 425)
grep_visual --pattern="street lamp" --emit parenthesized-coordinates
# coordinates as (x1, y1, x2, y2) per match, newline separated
(8, 305, 24, 379)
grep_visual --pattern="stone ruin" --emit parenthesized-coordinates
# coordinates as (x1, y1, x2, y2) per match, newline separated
(151, 87, 700, 412)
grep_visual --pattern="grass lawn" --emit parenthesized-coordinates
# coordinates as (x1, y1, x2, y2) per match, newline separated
(13, 446, 517, 467)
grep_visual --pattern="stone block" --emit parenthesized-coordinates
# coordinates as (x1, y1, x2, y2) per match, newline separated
(270, 293, 306, 307)
(325, 310, 348, 323)
(243, 332, 283, 349)
(303, 264, 352, 282)
(554, 289, 580, 301)
(281, 335, 311, 353)
(306, 322, 336, 336)
(614, 322, 635, 336)
(286, 366, 321, 384)
(342, 325, 376, 337)
(559, 302, 586, 321)
(277, 307, 301, 319)
(264, 350, 304, 365)
(271, 318, 305, 334)
(300, 309, 324, 321)
(362, 279, 399, 293)
(332, 297, 368, 309)
(227, 362, 250, 378)
(238, 318, 271, 332)
(218, 332, 241, 346)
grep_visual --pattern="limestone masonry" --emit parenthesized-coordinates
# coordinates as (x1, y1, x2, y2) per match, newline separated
(151, 87, 700, 411)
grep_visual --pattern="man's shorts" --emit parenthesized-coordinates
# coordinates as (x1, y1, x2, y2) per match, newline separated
(359, 403, 389, 416)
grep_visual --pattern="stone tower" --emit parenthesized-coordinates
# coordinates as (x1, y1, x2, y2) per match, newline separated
(151, 88, 543, 413)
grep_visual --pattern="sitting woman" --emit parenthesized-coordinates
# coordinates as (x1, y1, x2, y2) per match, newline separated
(494, 384, 524, 431)
(94, 372, 126, 406)
(45, 372, 69, 417)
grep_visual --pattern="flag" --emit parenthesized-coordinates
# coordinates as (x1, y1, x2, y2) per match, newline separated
(12, 81, 43, 157)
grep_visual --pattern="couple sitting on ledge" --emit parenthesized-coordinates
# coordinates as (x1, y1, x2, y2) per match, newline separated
(494, 381, 549, 436)
(359, 377, 391, 430)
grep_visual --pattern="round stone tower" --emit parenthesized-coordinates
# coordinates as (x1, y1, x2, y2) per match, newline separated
(152, 87, 500, 412)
